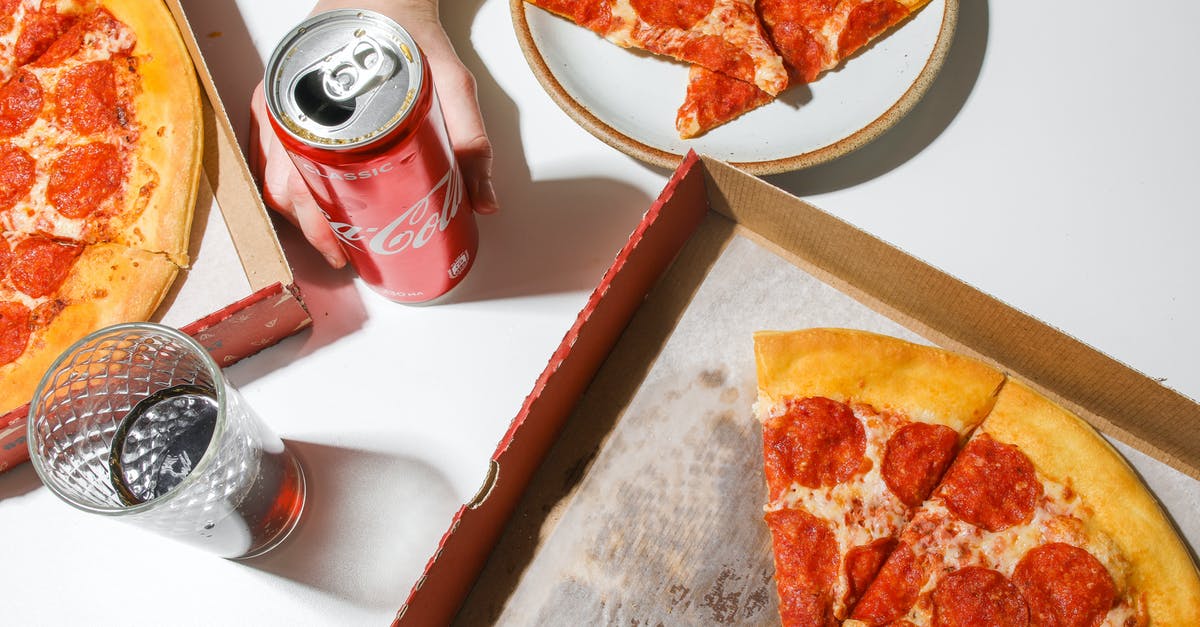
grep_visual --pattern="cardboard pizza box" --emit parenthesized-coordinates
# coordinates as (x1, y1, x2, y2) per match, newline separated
(392, 152, 1200, 625)
(0, 0, 311, 472)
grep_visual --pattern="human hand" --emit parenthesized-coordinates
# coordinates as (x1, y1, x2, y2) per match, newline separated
(249, 0, 498, 268)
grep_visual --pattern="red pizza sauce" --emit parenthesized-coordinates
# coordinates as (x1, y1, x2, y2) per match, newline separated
(848, 541, 926, 624)
(1012, 542, 1116, 627)
(882, 422, 959, 508)
(931, 566, 1029, 627)
(765, 507, 839, 627)
(47, 141, 123, 219)
(532, 0, 615, 34)
(0, 68, 44, 138)
(839, 0, 908, 57)
(0, 300, 31, 366)
(0, 236, 10, 275)
(9, 236, 81, 298)
(681, 67, 772, 131)
(0, 143, 35, 212)
(937, 434, 1042, 532)
(678, 34, 757, 90)
(631, 0, 713, 30)
(762, 396, 867, 497)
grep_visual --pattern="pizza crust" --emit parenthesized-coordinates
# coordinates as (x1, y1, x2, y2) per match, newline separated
(0, 244, 178, 416)
(105, 0, 203, 266)
(981, 381, 1200, 625)
(753, 328, 1005, 433)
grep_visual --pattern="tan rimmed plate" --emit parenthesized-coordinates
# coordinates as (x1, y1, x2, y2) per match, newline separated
(511, 0, 958, 175)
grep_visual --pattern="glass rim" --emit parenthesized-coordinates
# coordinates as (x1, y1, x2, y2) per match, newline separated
(26, 322, 230, 517)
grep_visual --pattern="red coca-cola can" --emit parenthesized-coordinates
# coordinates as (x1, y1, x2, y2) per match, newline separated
(263, 9, 477, 303)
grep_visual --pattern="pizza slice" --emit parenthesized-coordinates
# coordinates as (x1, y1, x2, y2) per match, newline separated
(676, 0, 930, 138)
(846, 381, 1200, 626)
(753, 328, 1005, 625)
(525, 0, 788, 96)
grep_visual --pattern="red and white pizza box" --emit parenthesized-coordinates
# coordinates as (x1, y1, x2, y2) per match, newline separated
(392, 152, 1200, 625)
(0, 0, 311, 473)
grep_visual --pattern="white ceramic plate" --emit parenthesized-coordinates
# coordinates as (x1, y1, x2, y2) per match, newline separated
(511, 1, 957, 174)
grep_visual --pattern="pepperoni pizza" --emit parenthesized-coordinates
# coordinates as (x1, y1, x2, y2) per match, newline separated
(524, 0, 789, 96)
(0, 0, 202, 417)
(754, 329, 1200, 626)
(678, 0, 933, 137)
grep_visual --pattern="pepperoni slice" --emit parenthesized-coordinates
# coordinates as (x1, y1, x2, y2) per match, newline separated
(0, 69, 44, 138)
(937, 434, 1042, 532)
(760, 0, 838, 83)
(1012, 543, 1116, 627)
(47, 142, 122, 219)
(848, 542, 925, 624)
(34, 8, 131, 68)
(839, 0, 909, 57)
(0, 143, 35, 212)
(762, 397, 867, 497)
(764, 507, 839, 627)
(630, 0, 713, 30)
(882, 422, 960, 508)
(9, 236, 82, 298)
(0, 301, 31, 367)
(844, 537, 897, 611)
(13, 7, 76, 66)
(54, 60, 119, 135)
(932, 567, 1029, 627)
(0, 236, 11, 276)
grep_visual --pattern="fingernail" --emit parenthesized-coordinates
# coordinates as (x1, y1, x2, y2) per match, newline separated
(324, 253, 346, 269)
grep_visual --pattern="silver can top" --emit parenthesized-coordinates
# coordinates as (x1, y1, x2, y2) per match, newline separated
(264, 9, 424, 150)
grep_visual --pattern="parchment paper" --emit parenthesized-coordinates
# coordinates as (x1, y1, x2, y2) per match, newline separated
(484, 234, 1200, 625)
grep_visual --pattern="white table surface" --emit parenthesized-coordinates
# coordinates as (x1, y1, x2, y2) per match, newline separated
(2, 1, 1197, 624)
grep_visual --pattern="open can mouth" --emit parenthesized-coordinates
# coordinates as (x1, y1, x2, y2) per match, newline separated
(264, 8, 424, 150)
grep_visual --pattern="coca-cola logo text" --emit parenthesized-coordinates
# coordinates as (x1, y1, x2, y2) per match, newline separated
(325, 163, 464, 255)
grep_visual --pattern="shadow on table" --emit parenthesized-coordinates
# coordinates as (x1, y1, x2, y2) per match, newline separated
(244, 441, 458, 613)
(435, 0, 653, 304)
(0, 460, 40, 501)
(180, 0, 366, 360)
(763, 0, 991, 195)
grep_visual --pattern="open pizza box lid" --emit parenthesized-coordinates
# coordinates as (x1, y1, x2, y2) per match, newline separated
(0, 0, 311, 472)
(393, 152, 1200, 625)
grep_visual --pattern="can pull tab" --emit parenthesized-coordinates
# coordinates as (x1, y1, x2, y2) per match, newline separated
(320, 36, 395, 103)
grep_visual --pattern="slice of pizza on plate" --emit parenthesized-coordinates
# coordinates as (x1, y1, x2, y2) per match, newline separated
(677, 0, 932, 138)
(524, 0, 788, 96)
(845, 381, 1200, 626)
(753, 328, 1005, 625)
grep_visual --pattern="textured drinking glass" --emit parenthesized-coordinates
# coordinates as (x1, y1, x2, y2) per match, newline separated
(27, 322, 305, 559)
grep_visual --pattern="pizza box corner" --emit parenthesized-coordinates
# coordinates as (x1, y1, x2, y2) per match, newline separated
(390, 151, 1200, 625)
(0, 0, 312, 473)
